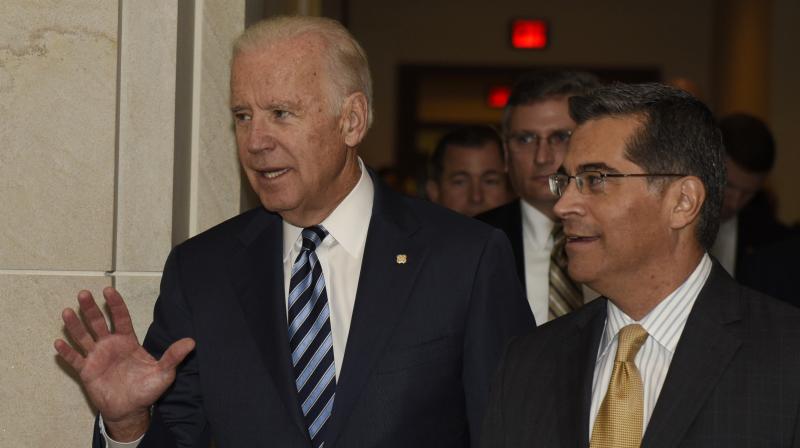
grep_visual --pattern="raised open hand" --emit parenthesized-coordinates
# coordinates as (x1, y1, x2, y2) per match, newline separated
(54, 287, 195, 441)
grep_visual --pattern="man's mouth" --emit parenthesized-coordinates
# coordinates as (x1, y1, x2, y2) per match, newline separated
(566, 235, 599, 243)
(260, 168, 290, 179)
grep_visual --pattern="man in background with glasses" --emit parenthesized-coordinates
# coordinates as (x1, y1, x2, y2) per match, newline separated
(477, 71, 600, 325)
(481, 83, 800, 447)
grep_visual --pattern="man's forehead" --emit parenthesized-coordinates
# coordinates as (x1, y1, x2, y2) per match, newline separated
(509, 97, 572, 127)
(564, 116, 640, 170)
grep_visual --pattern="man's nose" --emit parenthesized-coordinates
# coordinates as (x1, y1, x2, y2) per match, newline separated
(243, 119, 277, 153)
(534, 141, 556, 166)
(469, 183, 484, 204)
(553, 180, 581, 219)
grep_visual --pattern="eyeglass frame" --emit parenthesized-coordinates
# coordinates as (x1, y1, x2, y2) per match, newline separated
(504, 129, 573, 154)
(548, 171, 687, 197)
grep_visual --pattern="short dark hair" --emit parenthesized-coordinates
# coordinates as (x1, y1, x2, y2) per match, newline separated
(569, 83, 725, 250)
(718, 113, 775, 173)
(502, 71, 601, 133)
(430, 125, 504, 181)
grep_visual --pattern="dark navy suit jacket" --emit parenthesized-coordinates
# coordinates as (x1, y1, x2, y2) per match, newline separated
(94, 175, 534, 447)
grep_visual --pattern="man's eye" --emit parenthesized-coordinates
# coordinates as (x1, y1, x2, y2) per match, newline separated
(585, 174, 604, 188)
(233, 112, 251, 123)
(550, 131, 571, 145)
(273, 109, 291, 119)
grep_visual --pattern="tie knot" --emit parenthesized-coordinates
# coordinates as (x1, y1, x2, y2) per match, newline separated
(301, 226, 328, 252)
(615, 324, 648, 363)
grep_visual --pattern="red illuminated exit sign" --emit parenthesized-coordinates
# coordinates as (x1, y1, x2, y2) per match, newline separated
(511, 19, 548, 49)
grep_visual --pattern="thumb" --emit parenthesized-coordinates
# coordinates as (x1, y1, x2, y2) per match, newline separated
(158, 338, 196, 371)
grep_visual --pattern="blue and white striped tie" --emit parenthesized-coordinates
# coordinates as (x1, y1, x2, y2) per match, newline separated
(288, 226, 335, 447)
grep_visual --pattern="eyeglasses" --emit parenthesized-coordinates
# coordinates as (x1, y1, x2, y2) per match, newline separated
(505, 130, 572, 153)
(548, 171, 686, 196)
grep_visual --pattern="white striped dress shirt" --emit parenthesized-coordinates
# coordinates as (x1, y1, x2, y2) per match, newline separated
(588, 253, 713, 437)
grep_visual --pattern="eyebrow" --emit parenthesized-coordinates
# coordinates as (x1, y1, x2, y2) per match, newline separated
(576, 162, 621, 174)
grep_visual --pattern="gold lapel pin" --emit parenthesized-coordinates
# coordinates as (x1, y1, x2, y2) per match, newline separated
(396, 254, 407, 264)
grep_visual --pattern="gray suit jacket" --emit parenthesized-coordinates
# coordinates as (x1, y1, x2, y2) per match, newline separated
(481, 262, 800, 447)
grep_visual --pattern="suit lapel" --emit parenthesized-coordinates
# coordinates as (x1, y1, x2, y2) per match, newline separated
(324, 178, 427, 447)
(229, 210, 307, 438)
(641, 264, 742, 448)
(553, 300, 607, 446)
(509, 200, 526, 288)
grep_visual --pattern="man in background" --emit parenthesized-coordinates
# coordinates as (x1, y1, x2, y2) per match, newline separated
(714, 113, 799, 305)
(711, 113, 792, 277)
(477, 71, 600, 324)
(426, 125, 514, 217)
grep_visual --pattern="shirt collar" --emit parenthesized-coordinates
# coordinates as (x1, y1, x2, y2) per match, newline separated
(520, 199, 556, 248)
(598, 253, 713, 359)
(282, 158, 374, 261)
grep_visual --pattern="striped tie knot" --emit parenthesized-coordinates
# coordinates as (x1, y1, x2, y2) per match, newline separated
(301, 226, 328, 252)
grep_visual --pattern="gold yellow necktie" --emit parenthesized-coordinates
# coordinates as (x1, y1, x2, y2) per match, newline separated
(548, 223, 583, 320)
(590, 324, 649, 448)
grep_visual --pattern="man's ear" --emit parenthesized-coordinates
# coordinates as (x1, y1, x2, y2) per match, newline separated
(668, 176, 705, 230)
(425, 179, 440, 203)
(340, 92, 369, 148)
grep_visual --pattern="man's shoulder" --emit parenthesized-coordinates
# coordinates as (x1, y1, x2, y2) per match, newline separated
(506, 299, 606, 365)
(175, 207, 279, 254)
(736, 283, 800, 332)
(475, 200, 520, 229)
(389, 191, 500, 240)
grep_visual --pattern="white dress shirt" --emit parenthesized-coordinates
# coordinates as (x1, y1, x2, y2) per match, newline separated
(711, 216, 738, 277)
(588, 253, 713, 438)
(520, 200, 556, 325)
(520, 200, 598, 325)
(282, 160, 373, 378)
(103, 160, 373, 448)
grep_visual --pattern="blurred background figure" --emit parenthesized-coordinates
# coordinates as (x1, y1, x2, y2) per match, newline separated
(426, 125, 514, 217)
(478, 71, 600, 324)
(713, 113, 799, 305)
(711, 113, 792, 276)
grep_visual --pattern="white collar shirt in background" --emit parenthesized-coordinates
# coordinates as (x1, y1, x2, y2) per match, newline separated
(520, 199, 598, 325)
(520, 200, 556, 325)
(710, 216, 738, 277)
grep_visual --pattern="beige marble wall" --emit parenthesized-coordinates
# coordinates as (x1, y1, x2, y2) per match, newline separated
(192, 0, 247, 235)
(0, 1, 118, 270)
(1, 0, 251, 446)
(115, 0, 179, 272)
(0, 274, 111, 447)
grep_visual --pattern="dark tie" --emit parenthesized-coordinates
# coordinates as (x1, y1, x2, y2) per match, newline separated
(548, 223, 584, 320)
(288, 226, 335, 447)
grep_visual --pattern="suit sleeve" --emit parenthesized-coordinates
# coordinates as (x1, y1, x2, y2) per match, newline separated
(462, 228, 535, 446)
(92, 247, 212, 448)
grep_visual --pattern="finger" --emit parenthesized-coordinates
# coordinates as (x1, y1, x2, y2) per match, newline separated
(103, 287, 136, 338)
(54, 338, 86, 372)
(77, 289, 110, 339)
(62, 307, 96, 353)
(158, 338, 196, 372)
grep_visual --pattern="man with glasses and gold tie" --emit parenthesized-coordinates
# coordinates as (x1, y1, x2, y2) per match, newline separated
(478, 71, 600, 325)
(481, 83, 800, 447)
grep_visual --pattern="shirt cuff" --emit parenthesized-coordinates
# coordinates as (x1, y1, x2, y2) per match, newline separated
(98, 414, 145, 448)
